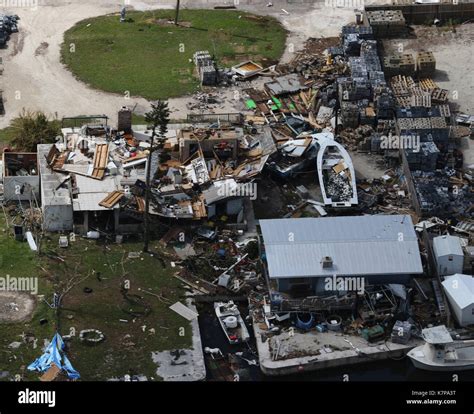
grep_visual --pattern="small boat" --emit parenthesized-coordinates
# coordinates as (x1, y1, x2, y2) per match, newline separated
(214, 301, 250, 345)
(315, 133, 358, 207)
(408, 325, 474, 371)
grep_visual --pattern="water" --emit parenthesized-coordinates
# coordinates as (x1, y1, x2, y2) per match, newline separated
(197, 303, 474, 382)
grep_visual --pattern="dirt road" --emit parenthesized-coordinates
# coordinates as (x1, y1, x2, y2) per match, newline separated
(0, 0, 361, 126)
(0, 1, 158, 128)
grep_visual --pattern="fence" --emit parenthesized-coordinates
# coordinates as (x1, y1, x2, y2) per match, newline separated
(400, 147, 423, 217)
(365, 1, 474, 25)
(187, 112, 244, 125)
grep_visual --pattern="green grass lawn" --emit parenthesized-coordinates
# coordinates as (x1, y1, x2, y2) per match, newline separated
(41, 236, 191, 380)
(0, 215, 56, 381)
(61, 9, 287, 100)
(0, 216, 192, 380)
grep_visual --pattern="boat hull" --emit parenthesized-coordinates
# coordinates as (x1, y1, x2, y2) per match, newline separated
(408, 345, 474, 371)
(214, 302, 250, 345)
(315, 135, 358, 207)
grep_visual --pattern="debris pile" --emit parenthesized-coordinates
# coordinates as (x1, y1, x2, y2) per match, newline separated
(0, 14, 18, 47)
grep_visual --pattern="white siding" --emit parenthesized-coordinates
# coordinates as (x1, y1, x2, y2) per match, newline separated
(436, 254, 464, 276)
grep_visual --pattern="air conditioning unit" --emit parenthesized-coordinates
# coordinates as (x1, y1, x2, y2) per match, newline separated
(322, 256, 333, 269)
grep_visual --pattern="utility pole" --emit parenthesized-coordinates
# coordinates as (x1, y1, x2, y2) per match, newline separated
(143, 126, 155, 253)
(143, 101, 170, 253)
(174, 0, 180, 26)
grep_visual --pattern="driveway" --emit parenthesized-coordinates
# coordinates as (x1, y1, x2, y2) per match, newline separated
(0, 0, 376, 126)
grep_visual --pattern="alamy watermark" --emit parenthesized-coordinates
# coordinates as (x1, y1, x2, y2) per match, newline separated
(380, 134, 420, 152)
(324, 275, 365, 294)
(0, 0, 38, 9)
(217, 181, 258, 201)
(18, 389, 55, 408)
(324, 0, 365, 8)
(0, 276, 38, 294)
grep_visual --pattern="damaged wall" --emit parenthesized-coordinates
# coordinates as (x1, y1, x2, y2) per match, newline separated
(3, 175, 40, 202)
(43, 204, 74, 232)
(3, 152, 40, 202)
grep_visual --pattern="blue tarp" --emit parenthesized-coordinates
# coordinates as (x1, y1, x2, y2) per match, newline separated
(27, 333, 80, 380)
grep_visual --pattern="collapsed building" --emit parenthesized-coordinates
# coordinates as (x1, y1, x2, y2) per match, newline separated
(21, 108, 276, 234)
(37, 125, 149, 234)
(153, 124, 271, 224)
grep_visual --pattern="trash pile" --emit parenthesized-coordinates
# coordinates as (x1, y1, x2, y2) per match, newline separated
(149, 124, 271, 222)
(357, 169, 413, 214)
(412, 169, 473, 218)
(0, 14, 19, 47)
(192, 50, 273, 87)
(185, 91, 226, 112)
(169, 231, 263, 295)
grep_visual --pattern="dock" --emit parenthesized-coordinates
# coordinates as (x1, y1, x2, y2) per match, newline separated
(253, 321, 422, 376)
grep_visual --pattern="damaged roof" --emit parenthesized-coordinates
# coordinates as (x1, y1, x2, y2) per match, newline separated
(260, 215, 423, 278)
(38, 144, 72, 207)
(264, 73, 309, 96)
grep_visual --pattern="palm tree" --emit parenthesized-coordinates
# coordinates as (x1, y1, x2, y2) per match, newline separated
(143, 100, 170, 252)
(10, 110, 59, 152)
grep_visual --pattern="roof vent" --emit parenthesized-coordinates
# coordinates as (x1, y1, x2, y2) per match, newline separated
(321, 256, 333, 269)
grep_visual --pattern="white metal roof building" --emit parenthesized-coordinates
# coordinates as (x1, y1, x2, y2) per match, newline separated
(259, 215, 423, 292)
(433, 235, 464, 276)
(442, 274, 474, 327)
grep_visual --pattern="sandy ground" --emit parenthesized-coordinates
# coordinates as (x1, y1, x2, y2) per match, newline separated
(383, 25, 474, 114)
(0, 0, 368, 126)
(383, 24, 474, 167)
(0, 291, 36, 322)
(0, 1, 159, 128)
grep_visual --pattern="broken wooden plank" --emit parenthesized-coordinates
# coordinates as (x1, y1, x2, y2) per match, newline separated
(99, 191, 124, 209)
(39, 363, 61, 382)
(135, 196, 145, 213)
(122, 152, 148, 164)
(91, 143, 109, 180)
(173, 273, 211, 294)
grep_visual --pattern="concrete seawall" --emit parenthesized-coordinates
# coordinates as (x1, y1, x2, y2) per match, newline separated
(254, 321, 422, 376)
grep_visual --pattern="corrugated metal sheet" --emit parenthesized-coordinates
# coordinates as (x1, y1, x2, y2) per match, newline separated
(264, 73, 308, 96)
(73, 193, 119, 212)
(260, 215, 423, 278)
